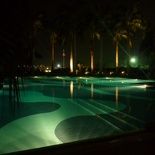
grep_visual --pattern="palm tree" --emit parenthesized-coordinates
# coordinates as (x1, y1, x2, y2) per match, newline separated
(50, 32, 57, 72)
(89, 28, 100, 72)
(112, 3, 147, 74)
(0, 26, 26, 116)
(0, 0, 35, 118)
(86, 3, 113, 74)
(113, 26, 131, 73)
(55, 21, 76, 73)
(33, 12, 58, 73)
(32, 16, 43, 65)
(53, 3, 84, 74)
(124, 3, 148, 69)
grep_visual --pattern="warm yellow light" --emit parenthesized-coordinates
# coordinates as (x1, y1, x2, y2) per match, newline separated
(85, 70, 89, 74)
(69, 47, 73, 73)
(110, 71, 114, 75)
(45, 69, 51, 72)
(90, 51, 94, 72)
(70, 53, 73, 73)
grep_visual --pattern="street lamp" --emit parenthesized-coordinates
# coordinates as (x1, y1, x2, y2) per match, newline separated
(130, 57, 137, 67)
(130, 57, 136, 63)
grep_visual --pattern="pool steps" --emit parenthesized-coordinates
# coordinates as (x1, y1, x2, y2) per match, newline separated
(69, 98, 144, 133)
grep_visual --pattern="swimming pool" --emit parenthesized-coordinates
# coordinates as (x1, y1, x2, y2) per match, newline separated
(0, 76, 155, 154)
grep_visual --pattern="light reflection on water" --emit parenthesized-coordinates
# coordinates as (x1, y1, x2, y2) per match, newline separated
(91, 83, 94, 98)
(115, 86, 118, 109)
(70, 81, 73, 98)
(64, 77, 155, 117)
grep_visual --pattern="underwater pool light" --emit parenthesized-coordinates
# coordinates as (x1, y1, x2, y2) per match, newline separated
(133, 84, 147, 89)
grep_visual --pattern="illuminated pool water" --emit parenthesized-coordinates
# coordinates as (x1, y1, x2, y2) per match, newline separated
(0, 76, 155, 154)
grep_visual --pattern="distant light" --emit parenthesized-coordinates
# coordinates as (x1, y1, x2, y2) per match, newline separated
(110, 71, 114, 75)
(45, 67, 51, 72)
(85, 71, 89, 74)
(57, 64, 60, 68)
(45, 69, 51, 72)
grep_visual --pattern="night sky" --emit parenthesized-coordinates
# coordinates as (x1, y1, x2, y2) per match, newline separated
(1, 0, 155, 68)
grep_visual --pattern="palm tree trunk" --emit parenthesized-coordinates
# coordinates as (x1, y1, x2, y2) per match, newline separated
(31, 33, 36, 66)
(90, 49, 94, 72)
(73, 27, 76, 74)
(99, 38, 103, 74)
(70, 40, 73, 73)
(90, 40, 94, 72)
(127, 26, 131, 73)
(51, 41, 54, 72)
(32, 48, 35, 66)
(50, 33, 57, 72)
(116, 41, 119, 73)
